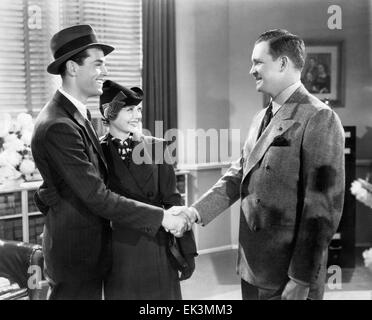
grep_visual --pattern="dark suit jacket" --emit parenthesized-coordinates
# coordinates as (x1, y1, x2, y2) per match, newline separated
(31, 91, 164, 282)
(193, 85, 345, 299)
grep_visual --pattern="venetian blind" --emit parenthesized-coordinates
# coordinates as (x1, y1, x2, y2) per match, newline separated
(0, 0, 58, 115)
(27, 0, 59, 114)
(0, 0, 28, 113)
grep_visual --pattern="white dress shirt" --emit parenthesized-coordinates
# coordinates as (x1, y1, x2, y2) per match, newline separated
(271, 80, 302, 115)
(59, 88, 88, 119)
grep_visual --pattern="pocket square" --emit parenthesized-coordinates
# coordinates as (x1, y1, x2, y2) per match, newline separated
(271, 135, 290, 147)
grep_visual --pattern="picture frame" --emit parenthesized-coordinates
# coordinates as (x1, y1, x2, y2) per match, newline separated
(301, 40, 344, 107)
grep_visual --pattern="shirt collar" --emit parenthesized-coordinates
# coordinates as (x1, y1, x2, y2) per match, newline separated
(58, 88, 88, 119)
(271, 80, 302, 115)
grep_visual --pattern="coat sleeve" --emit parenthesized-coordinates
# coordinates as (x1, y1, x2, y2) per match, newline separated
(192, 154, 244, 225)
(41, 121, 164, 237)
(288, 108, 345, 283)
(191, 114, 259, 225)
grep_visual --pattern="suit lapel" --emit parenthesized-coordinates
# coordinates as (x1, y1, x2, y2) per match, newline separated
(54, 91, 108, 170)
(242, 86, 307, 182)
(244, 110, 265, 155)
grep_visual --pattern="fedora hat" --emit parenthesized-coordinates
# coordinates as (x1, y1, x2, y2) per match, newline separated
(99, 80, 143, 120)
(47, 24, 114, 75)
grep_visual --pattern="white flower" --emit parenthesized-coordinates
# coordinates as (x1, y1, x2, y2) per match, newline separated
(350, 180, 363, 194)
(363, 248, 372, 269)
(3, 137, 25, 152)
(0, 113, 38, 183)
(350, 180, 372, 208)
(4, 133, 17, 143)
(20, 130, 33, 146)
(0, 152, 9, 166)
(0, 165, 15, 180)
(1, 149, 22, 167)
(0, 113, 12, 138)
(17, 113, 33, 130)
(0, 164, 21, 181)
(19, 159, 35, 175)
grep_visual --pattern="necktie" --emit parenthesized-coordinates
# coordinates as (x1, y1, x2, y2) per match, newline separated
(257, 101, 273, 140)
(86, 109, 92, 121)
(85, 109, 99, 139)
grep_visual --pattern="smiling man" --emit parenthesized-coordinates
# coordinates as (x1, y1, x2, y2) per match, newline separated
(189, 29, 345, 300)
(31, 25, 189, 300)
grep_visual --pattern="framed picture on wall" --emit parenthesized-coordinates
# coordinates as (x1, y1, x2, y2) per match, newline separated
(301, 40, 344, 107)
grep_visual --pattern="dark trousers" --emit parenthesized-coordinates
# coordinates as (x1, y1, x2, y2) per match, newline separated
(241, 279, 284, 300)
(47, 278, 103, 300)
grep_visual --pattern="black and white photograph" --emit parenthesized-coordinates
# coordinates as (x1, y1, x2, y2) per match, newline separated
(301, 41, 343, 106)
(0, 0, 372, 307)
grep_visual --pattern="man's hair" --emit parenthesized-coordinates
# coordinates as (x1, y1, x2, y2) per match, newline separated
(59, 45, 102, 76)
(59, 49, 90, 77)
(256, 29, 305, 70)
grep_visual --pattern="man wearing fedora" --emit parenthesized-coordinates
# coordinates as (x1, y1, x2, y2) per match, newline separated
(31, 25, 190, 300)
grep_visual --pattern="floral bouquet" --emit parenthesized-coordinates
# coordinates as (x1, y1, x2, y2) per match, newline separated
(351, 179, 372, 272)
(350, 178, 372, 208)
(0, 113, 41, 185)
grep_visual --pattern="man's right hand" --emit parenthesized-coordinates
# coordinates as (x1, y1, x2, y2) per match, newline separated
(162, 208, 190, 237)
(169, 206, 199, 224)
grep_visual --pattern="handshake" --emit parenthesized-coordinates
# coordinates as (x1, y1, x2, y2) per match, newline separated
(161, 206, 199, 237)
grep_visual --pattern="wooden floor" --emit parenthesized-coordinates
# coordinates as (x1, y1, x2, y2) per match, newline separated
(181, 248, 372, 300)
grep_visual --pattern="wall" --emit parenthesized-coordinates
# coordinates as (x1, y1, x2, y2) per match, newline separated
(176, 0, 372, 250)
(176, 0, 234, 251)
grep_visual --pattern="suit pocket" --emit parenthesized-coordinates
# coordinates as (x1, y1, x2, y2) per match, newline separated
(241, 194, 295, 230)
(241, 194, 261, 230)
(271, 135, 291, 147)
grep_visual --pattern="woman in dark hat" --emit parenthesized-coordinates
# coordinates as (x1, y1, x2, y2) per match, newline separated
(99, 80, 197, 300)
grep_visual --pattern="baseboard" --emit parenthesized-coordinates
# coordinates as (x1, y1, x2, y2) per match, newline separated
(197, 244, 238, 255)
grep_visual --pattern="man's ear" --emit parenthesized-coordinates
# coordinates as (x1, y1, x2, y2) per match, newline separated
(65, 60, 77, 76)
(280, 56, 289, 71)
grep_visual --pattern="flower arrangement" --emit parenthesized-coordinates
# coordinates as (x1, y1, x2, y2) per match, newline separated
(362, 248, 372, 272)
(350, 178, 372, 272)
(0, 113, 41, 185)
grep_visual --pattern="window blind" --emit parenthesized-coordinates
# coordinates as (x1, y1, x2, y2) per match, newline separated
(0, 0, 28, 113)
(0, 0, 58, 115)
(0, 0, 142, 122)
(27, 0, 58, 114)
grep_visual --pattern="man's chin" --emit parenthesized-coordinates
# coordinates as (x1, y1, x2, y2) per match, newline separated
(255, 81, 263, 92)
